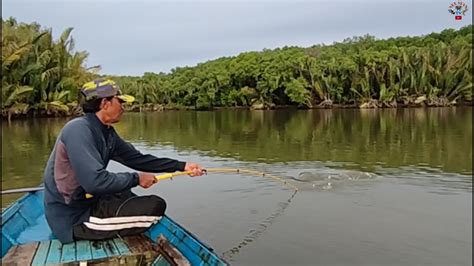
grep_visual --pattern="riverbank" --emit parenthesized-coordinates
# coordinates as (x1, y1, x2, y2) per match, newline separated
(3, 20, 472, 121)
(2, 99, 472, 121)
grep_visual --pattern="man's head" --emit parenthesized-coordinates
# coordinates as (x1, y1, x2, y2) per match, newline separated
(80, 79, 135, 124)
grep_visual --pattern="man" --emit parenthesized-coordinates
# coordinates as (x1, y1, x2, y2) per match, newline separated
(43, 78, 204, 243)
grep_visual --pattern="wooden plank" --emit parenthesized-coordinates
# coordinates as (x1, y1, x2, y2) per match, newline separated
(153, 254, 172, 266)
(156, 235, 190, 266)
(18, 209, 35, 226)
(17, 243, 39, 264)
(123, 235, 143, 254)
(112, 238, 132, 256)
(1, 202, 21, 225)
(45, 239, 62, 264)
(1, 245, 18, 265)
(103, 239, 120, 257)
(2, 212, 29, 243)
(124, 234, 158, 263)
(2, 242, 39, 265)
(90, 240, 108, 260)
(31, 241, 50, 265)
(60, 242, 76, 263)
(2, 235, 14, 258)
(75, 240, 92, 261)
(124, 235, 154, 254)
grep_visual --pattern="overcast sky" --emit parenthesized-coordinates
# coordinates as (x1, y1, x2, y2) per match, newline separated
(3, 0, 472, 76)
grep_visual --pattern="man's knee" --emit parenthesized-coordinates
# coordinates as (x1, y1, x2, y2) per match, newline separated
(114, 195, 166, 216)
(143, 195, 166, 216)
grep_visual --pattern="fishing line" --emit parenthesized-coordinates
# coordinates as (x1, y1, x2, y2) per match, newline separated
(155, 168, 299, 192)
(156, 168, 299, 262)
(221, 189, 297, 262)
(1, 167, 299, 261)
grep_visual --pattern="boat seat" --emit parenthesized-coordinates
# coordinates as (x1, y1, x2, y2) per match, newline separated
(1, 234, 164, 265)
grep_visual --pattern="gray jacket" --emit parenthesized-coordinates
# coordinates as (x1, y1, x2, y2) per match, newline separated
(43, 113, 185, 243)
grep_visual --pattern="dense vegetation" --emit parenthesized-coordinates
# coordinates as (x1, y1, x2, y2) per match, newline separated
(1, 18, 100, 120)
(2, 17, 472, 119)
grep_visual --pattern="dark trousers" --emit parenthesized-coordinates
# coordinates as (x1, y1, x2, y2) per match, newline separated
(73, 191, 166, 240)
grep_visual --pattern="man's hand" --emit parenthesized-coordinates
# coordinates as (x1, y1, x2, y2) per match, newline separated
(184, 162, 205, 177)
(138, 172, 158, 188)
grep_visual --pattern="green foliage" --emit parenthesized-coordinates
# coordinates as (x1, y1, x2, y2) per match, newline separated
(3, 17, 472, 118)
(284, 77, 311, 107)
(1, 17, 99, 118)
(115, 24, 471, 109)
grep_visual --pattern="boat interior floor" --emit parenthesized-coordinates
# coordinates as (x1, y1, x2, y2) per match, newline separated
(2, 234, 187, 266)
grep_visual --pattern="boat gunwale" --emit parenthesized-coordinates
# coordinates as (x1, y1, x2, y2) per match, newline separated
(2, 191, 228, 265)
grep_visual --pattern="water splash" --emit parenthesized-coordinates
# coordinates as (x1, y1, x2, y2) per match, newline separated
(290, 170, 378, 191)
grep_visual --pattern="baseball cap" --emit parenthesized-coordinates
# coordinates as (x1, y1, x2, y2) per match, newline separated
(80, 79, 135, 103)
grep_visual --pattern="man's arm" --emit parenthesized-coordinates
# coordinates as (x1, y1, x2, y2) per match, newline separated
(112, 135, 186, 173)
(62, 121, 139, 195)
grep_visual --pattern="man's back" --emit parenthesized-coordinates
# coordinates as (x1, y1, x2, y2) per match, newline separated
(43, 114, 138, 243)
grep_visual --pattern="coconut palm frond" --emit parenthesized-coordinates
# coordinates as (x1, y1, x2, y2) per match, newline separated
(2, 44, 32, 69)
(4, 85, 34, 107)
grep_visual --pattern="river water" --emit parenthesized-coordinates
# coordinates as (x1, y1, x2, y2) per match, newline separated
(1, 107, 472, 265)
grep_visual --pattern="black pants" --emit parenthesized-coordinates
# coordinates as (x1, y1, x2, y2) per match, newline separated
(73, 191, 166, 240)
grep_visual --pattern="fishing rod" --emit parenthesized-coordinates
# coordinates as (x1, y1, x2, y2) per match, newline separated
(145, 167, 300, 261)
(1, 168, 299, 195)
(156, 168, 299, 191)
(1, 168, 299, 261)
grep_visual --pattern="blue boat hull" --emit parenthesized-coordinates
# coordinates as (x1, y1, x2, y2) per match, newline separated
(1, 190, 227, 265)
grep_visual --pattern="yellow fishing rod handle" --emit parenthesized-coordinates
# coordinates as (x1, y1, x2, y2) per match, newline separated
(85, 168, 297, 199)
(153, 169, 239, 181)
(155, 171, 192, 180)
(155, 173, 174, 180)
(154, 168, 256, 180)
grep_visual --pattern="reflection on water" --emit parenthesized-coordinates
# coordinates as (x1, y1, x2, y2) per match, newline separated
(116, 107, 472, 174)
(2, 117, 67, 190)
(1, 108, 472, 265)
(376, 165, 473, 194)
(2, 107, 472, 197)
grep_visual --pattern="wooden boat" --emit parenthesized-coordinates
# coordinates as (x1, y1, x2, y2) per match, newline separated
(1, 190, 228, 265)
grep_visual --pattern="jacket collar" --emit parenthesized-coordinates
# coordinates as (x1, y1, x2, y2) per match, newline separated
(84, 113, 112, 135)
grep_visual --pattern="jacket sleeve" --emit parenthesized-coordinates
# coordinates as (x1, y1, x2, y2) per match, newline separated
(112, 135, 186, 173)
(61, 121, 139, 195)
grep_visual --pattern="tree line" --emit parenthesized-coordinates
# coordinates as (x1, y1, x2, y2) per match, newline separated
(2, 17, 472, 119)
